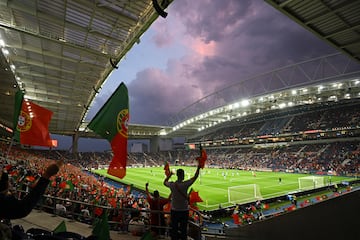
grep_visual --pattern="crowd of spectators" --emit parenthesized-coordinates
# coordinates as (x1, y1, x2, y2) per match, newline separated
(191, 100, 360, 142)
(1, 138, 358, 227)
(64, 141, 357, 176)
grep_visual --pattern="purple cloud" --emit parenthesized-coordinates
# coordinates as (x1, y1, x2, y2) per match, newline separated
(126, 0, 336, 125)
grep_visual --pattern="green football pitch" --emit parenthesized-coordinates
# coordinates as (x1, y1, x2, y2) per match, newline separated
(92, 167, 354, 210)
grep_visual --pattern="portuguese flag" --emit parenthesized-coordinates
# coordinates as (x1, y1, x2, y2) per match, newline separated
(13, 90, 53, 147)
(88, 82, 129, 179)
(164, 161, 171, 177)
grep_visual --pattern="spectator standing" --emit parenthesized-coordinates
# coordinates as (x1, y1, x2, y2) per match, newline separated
(145, 182, 170, 237)
(164, 166, 200, 240)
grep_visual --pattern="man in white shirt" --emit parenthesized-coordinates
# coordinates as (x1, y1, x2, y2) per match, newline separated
(164, 166, 200, 240)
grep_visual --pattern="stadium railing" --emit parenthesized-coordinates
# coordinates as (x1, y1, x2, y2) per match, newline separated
(9, 189, 221, 240)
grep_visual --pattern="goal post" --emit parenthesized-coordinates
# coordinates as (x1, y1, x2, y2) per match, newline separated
(228, 184, 262, 204)
(298, 176, 325, 190)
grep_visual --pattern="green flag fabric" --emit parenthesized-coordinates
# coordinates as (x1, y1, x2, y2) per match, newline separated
(141, 231, 155, 240)
(92, 210, 110, 240)
(53, 220, 67, 233)
(88, 82, 129, 179)
(13, 90, 54, 147)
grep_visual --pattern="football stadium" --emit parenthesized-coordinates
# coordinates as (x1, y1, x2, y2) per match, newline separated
(0, 1, 360, 240)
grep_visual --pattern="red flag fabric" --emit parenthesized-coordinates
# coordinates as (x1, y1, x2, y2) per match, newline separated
(14, 93, 53, 147)
(164, 161, 171, 177)
(232, 213, 240, 225)
(25, 176, 36, 182)
(59, 180, 74, 191)
(261, 203, 269, 209)
(196, 148, 207, 169)
(88, 83, 129, 179)
(189, 189, 203, 206)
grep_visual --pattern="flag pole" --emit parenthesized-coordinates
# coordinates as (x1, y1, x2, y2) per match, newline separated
(5, 137, 15, 164)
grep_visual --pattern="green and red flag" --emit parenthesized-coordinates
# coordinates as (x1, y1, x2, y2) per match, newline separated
(88, 82, 129, 179)
(59, 180, 74, 191)
(92, 210, 110, 240)
(13, 90, 53, 147)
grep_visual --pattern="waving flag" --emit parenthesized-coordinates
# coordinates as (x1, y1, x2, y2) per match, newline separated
(164, 161, 171, 177)
(189, 189, 203, 206)
(196, 145, 207, 169)
(59, 180, 74, 191)
(92, 210, 110, 240)
(13, 90, 53, 147)
(88, 82, 129, 179)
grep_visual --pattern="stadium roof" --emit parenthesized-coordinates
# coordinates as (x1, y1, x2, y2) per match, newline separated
(1, 0, 360, 141)
(165, 53, 360, 138)
(0, 0, 173, 137)
(265, 0, 360, 64)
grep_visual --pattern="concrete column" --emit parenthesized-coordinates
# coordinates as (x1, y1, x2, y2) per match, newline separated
(72, 132, 79, 156)
(150, 136, 160, 153)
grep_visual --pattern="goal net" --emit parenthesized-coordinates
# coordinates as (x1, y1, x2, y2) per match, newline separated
(228, 184, 262, 204)
(298, 176, 325, 190)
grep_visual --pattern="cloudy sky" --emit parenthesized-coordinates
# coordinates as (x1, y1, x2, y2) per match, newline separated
(86, 0, 336, 127)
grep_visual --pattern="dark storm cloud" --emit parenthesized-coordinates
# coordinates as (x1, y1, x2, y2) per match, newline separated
(174, 0, 253, 43)
(127, 0, 337, 125)
(189, 1, 335, 87)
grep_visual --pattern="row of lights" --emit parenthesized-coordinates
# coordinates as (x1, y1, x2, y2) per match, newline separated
(170, 78, 360, 134)
(0, 37, 22, 90)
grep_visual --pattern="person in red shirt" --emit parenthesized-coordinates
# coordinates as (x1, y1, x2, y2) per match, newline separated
(145, 182, 170, 237)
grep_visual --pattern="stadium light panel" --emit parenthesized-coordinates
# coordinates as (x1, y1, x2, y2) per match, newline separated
(279, 103, 286, 108)
(241, 99, 249, 107)
(2, 48, 9, 55)
(291, 90, 297, 95)
(159, 129, 167, 135)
